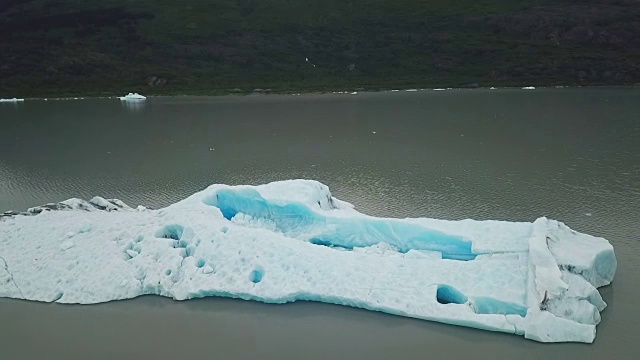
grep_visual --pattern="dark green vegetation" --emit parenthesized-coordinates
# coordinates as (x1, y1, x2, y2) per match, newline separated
(1, 0, 640, 97)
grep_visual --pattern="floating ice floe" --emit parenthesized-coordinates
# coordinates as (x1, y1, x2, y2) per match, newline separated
(119, 92, 146, 101)
(0, 98, 24, 103)
(0, 180, 616, 343)
(522, 86, 536, 90)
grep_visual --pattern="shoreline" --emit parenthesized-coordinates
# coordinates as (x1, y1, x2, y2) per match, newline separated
(4, 84, 640, 102)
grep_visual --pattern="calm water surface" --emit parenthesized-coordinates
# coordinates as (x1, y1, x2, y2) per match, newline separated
(1, 89, 639, 359)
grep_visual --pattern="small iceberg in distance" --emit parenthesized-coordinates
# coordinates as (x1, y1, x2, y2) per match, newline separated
(0, 180, 617, 343)
(0, 98, 25, 102)
(522, 86, 536, 90)
(119, 92, 146, 101)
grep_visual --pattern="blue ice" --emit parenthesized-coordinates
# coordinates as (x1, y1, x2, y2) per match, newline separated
(436, 284, 527, 317)
(206, 189, 476, 260)
(472, 297, 528, 317)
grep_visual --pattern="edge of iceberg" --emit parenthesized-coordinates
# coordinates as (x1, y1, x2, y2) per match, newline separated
(0, 180, 616, 343)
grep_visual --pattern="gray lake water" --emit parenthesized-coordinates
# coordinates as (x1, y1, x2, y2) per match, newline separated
(1, 89, 639, 359)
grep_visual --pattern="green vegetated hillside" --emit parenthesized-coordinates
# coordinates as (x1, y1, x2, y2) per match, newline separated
(1, 0, 639, 97)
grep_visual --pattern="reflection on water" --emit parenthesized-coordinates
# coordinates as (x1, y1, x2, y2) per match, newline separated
(0, 102, 23, 110)
(120, 99, 147, 111)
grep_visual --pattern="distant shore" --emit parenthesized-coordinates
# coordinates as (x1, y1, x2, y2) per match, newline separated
(4, 83, 639, 101)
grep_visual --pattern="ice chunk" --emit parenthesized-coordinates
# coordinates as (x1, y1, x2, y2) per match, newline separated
(0, 98, 24, 102)
(0, 179, 616, 343)
(546, 220, 616, 288)
(527, 218, 569, 305)
(89, 197, 124, 211)
(60, 198, 100, 211)
(560, 271, 607, 311)
(119, 92, 146, 101)
(524, 310, 596, 343)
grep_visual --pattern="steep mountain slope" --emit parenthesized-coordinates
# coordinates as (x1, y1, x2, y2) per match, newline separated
(1, 0, 639, 96)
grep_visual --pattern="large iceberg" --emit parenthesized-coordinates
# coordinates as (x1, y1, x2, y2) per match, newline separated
(0, 180, 616, 343)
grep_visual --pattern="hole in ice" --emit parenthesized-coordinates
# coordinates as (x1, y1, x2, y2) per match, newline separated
(205, 189, 476, 260)
(436, 285, 468, 304)
(165, 269, 172, 275)
(196, 259, 206, 268)
(309, 238, 332, 247)
(249, 267, 264, 283)
(155, 224, 184, 241)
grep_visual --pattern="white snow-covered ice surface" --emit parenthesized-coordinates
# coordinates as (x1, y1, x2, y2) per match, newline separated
(0, 180, 616, 343)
